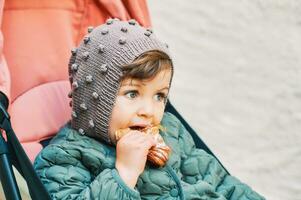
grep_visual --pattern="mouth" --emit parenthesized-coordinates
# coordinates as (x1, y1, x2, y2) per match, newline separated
(129, 125, 150, 131)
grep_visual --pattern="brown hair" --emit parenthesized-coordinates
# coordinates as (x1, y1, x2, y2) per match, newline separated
(121, 50, 172, 80)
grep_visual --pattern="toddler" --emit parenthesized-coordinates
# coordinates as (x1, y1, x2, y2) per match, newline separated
(34, 19, 265, 200)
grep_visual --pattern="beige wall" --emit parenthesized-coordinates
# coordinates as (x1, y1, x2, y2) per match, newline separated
(148, 0, 301, 199)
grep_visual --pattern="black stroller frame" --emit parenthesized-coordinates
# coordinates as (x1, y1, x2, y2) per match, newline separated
(0, 91, 51, 200)
(0, 90, 228, 200)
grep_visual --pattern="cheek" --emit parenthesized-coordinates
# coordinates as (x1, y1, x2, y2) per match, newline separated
(108, 99, 122, 140)
(108, 97, 130, 136)
(155, 104, 166, 124)
(108, 109, 117, 142)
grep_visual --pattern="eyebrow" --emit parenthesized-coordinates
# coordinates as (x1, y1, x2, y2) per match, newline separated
(158, 87, 169, 91)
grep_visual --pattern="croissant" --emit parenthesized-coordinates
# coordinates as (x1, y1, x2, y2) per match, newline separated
(115, 125, 171, 167)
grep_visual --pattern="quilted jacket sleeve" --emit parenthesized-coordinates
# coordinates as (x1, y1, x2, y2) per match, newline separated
(176, 117, 265, 200)
(34, 141, 141, 199)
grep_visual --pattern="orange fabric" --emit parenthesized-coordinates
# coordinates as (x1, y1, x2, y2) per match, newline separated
(0, 0, 151, 161)
(0, 0, 10, 100)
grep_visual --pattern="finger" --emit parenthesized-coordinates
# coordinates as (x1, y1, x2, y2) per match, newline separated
(134, 133, 156, 145)
(118, 130, 140, 142)
(142, 135, 157, 148)
(145, 133, 157, 143)
(120, 132, 156, 148)
(118, 131, 145, 147)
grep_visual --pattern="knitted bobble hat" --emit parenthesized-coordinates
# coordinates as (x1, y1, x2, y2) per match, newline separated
(68, 19, 172, 144)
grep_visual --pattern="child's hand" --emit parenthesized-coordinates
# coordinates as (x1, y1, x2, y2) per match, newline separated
(115, 130, 157, 189)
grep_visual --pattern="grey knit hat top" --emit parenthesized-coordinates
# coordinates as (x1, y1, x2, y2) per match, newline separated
(68, 19, 171, 144)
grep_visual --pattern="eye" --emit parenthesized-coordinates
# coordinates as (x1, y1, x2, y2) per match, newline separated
(154, 93, 167, 102)
(125, 90, 138, 99)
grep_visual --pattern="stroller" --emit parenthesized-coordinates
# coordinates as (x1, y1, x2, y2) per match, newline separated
(0, 1, 228, 199)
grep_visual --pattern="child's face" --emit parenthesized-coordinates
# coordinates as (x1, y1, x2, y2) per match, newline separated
(109, 68, 172, 143)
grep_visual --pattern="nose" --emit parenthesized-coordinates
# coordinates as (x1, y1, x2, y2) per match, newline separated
(137, 99, 155, 118)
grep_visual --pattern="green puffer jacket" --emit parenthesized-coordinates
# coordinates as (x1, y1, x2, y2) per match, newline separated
(34, 112, 265, 200)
